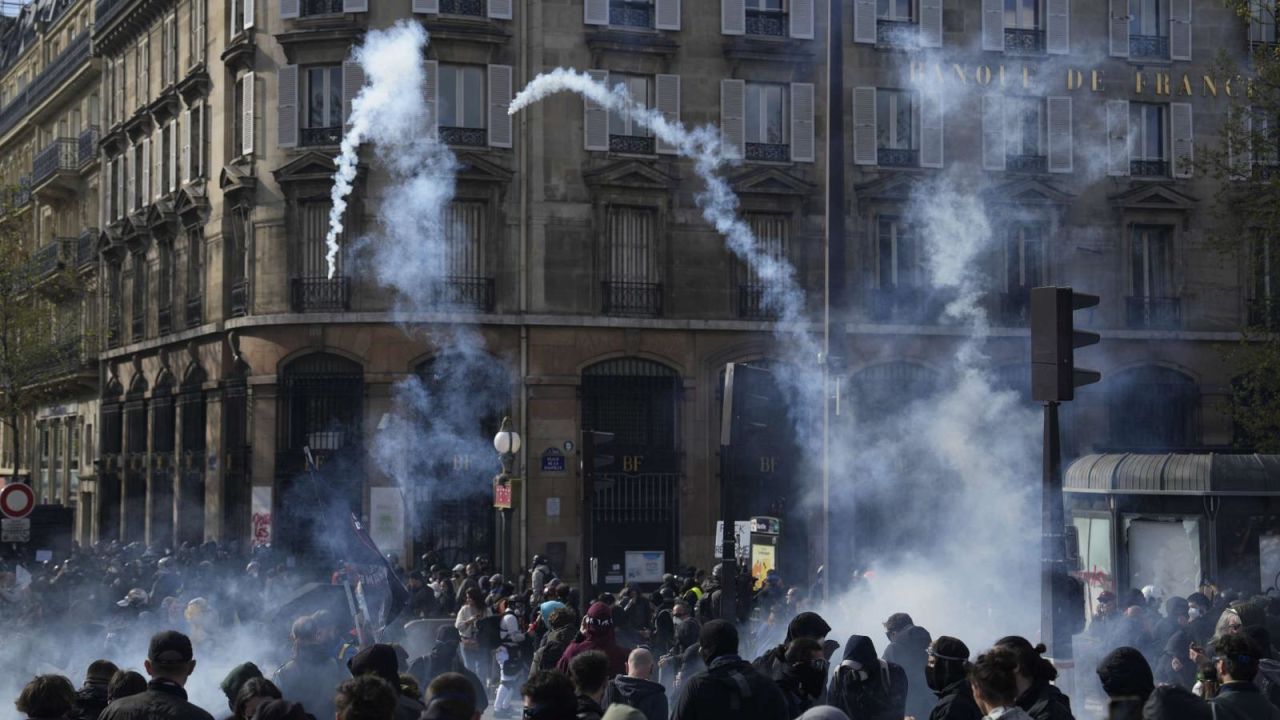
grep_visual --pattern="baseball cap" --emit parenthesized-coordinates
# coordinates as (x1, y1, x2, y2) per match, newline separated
(148, 630, 194, 665)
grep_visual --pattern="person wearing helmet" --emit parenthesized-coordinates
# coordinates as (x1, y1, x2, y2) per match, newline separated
(494, 595, 532, 717)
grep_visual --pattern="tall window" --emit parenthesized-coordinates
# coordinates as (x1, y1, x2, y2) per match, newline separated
(439, 64, 486, 131)
(607, 74, 654, 140)
(745, 83, 788, 147)
(305, 66, 342, 143)
(1006, 224, 1045, 292)
(1131, 102, 1167, 175)
(51, 420, 62, 504)
(1005, 97, 1044, 158)
(876, 89, 917, 151)
(298, 200, 334, 279)
(233, 74, 245, 158)
(1255, 236, 1279, 305)
(445, 201, 485, 279)
(186, 228, 204, 322)
(604, 206, 660, 316)
(1131, 225, 1173, 299)
(157, 242, 173, 330)
(609, 0, 654, 28)
(1129, 0, 1164, 37)
(1004, 0, 1039, 28)
(38, 423, 49, 503)
(739, 214, 788, 319)
(131, 252, 147, 341)
(878, 0, 912, 21)
(877, 216, 919, 289)
(68, 418, 79, 499)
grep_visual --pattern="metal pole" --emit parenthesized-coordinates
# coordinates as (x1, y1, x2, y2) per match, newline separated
(719, 445, 737, 623)
(822, 0, 847, 603)
(1041, 400, 1071, 660)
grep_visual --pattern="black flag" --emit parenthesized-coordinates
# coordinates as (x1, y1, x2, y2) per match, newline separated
(348, 513, 409, 632)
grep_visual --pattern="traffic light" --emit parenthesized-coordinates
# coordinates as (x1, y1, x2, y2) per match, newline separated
(721, 363, 783, 447)
(1031, 287, 1102, 403)
(580, 430, 615, 491)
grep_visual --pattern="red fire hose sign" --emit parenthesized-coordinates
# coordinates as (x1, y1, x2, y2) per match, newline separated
(0, 483, 35, 519)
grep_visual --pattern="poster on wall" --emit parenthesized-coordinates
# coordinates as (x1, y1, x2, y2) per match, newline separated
(750, 543, 776, 591)
(250, 486, 272, 548)
(370, 487, 406, 555)
(625, 551, 666, 584)
(714, 521, 752, 563)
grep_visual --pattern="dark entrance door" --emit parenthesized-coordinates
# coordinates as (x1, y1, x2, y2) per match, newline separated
(150, 383, 175, 549)
(98, 400, 122, 542)
(177, 384, 206, 548)
(581, 358, 681, 585)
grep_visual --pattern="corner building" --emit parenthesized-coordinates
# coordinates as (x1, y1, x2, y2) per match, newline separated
(1, 0, 1265, 579)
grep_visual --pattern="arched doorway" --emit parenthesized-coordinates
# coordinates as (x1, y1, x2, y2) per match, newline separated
(581, 358, 682, 584)
(123, 373, 148, 544)
(275, 353, 365, 556)
(1107, 366, 1201, 450)
(177, 363, 207, 547)
(150, 375, 175, 549)
(98, 377, 123, 543)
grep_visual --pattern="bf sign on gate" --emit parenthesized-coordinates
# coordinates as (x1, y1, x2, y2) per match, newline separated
(0, 483, 35, 519)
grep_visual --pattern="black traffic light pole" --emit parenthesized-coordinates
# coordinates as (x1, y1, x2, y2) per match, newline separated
(1040, 399, 1067, 660)
(822, 0, 846, 607)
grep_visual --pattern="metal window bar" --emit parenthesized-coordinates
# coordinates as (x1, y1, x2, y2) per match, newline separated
(593, 473, 680, 524)
(1004, 27, 1045, 54)
(876, 19, 918, 47)
(33, 138, 77, 186)
(300, 0, 344, 15)
(441, 0, 484, 15)
(746, 8, 786, 36)
(446, 201, 484, 278)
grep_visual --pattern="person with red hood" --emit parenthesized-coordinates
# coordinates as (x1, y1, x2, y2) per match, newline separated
(557, 601, 632, 676)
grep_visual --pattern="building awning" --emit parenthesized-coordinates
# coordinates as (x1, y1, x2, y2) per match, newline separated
(1064, 454, 1280, 497)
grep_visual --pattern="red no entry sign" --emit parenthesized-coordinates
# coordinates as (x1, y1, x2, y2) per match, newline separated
(0, 483, 35, 519)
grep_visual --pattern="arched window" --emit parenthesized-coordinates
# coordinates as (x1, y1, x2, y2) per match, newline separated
(1108, 366, 1200, 450)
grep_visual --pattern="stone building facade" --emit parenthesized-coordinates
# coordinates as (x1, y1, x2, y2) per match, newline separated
(0, 0, 1272, 580)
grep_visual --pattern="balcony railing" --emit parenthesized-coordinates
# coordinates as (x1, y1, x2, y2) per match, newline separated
(0, 31, 92, 137)
(609, 134, 656, 154)
(34, 336, 87, 380)
(1131, 159, 1169, 177)
(8, 175, 32, 208)
(157, 303, 172, 336)
(746, 9, 786, 36)
(738, 284, 779, 320)
(1126, 296, 1182, 329)
(230, 278, 249, 317)
(186, 295, 203, 327)
(878, 147, 919, 168)
(745, 143, 789, 162)
(876, 19, 917, 47)
(301, 126, 342, 147)
(32, 240, 65, 276)
(1000, 289, 1031, 326)
(441, 0, 484, 14)
(76, 228, 98, 268)
(1005, 27, 1045, 54)
(1130, 34, 1170, 59)
(440, 126, 487, 147)
(33, 138, 77, 187)
(602, 280, 663, 317)
(291, 276, 351, 312)
(1248, 298, 1280, 331)
(78, 126, 100, 167)
(435, 275, 494, 312)
(301, 0, 344, 15)
(869, 286, 936, 324)
(608, 1, 652, 28)
(1007, 154, 1047, 174)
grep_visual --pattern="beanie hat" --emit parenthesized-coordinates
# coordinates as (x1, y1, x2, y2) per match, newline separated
(220, 662, 264, 702)
(1096, 646, 1155, 699)
(929, 636, 971, 663)
(348, 644, 400, 687)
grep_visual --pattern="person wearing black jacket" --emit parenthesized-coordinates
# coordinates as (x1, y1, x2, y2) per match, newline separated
(883, 613, 935, 720)
(602, 648, 668, 720)
(569, 651, 610, 720)
(348, 643, 426, 720)
(72, 659, 117, 720)
(1095, 647, 1154, 720)
(774, 638, 828, 719)
(828, 634, 907, 720)
(1210, 634, 1280, 720)
(408, 626, 490, 716)
(99, 631, 215, 720)
(671, 620, 789, 720)
(993, 636, 1074, 720)
(926, 636, 981, 720)
(753, 612, 836, 682)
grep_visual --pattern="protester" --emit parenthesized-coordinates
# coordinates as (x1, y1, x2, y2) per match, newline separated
(992, 636, 1074, 720)
(14, 675, 76, 720)
(1095, 646, 1154, 720)
(670, 619, 788, 720)
(601, 648, 667, 720)
(72, 659, 118, 720)
(422, 672, 479, 720)
(219, 662, 265, 717)
(927, 636, 981, 720)
(569, 651, 610, 720)
(1143, 684, 1212, 720)
(232, 678, 282, 720)
(883, 612, 936, 720)
(827, 634, 906, 720)
(407, 626, 488, 716)
(754, 612, 835, 682)
(522, 670, 578, 720)
(106, 671, 148, 705)
(533, 607, 579, 673)
(455, 587, 489, 681)
(272, 615, 349, 720)
(776, 637, 828, 719)
(334, 675, 398, 720)
(557, 602, 631, 676)
(969, 649, 1033, 720)
(1208, 634, 1280, 720)
(98, 630, 215, 720)
(348, 643, 427, 720)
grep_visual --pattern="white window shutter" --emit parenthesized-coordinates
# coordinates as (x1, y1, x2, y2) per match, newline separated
(182, 108, 191, 183)
(280, 0, 299, 19)
(412, 0, 440, 13)
(343, 0, 368, 12)
(1046, 0, 1069, 54)
(242, 71, 255, 156)
(1106, 99, 1129, 176)
(655, 74, 681, 155)
(197, 104, 206, 178)
(920, 0, 943, 47)
(1110, 0, 1129, 58)
(584, 69, 609, 151)
(853, 86, 877, 166)
(170, 120, 178, 192)
(126, 152, 135, 211)
(488, 0, 513, 19)
(720, 78, 745, 158)
(1047, 97, 1073, 174)
(655, 0, 680, 31)
(853, 0, 876, 43)
(278, 65, 298, 149)
(722, 0, 745, 35)
(982, 95, 1005, 171)
(244, 0, 254, 29)
(141, 139, 150, 205)
(117, 158, 124, 219)
(1230, 110, 1252, 181)
(342, 61, 364, 133)
(1170, 0, 1191, 60)
(154, 130, 163, 199)
(487, 64, 513, 148)
(982, 0, 1004, 51)
(790, 0, 814, 39)
(424, 60, 439, 132)
(920, 93, 944, 168)
(584, 0, 607, 25)
(1171, 102, 1193, 178)
(790, 83, 814, 163)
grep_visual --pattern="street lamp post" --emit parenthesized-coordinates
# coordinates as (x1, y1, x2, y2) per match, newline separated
(823, 0, 848, 603)
(493, 417, 522, 577)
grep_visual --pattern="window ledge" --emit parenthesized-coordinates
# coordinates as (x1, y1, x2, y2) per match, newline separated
(424, 15, 513, 46)
(722, 34, 815, 64)
(586, 27, 678, 57)
(274, 26, 366, 63)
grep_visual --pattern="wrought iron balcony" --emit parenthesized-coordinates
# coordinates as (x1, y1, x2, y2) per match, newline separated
(1131, 159, 1169, 177)
(300, 126, 342, 147)
(1248, 298, 1280, 331)
(746, 9, 786, 36)
(291, 276, 350, 312)
(76, 228, 98, 268)
(1126, 296, 1182, 329)
(1004, 27, 1045, 54)
(186, 295, 203, 327)
(602, 280, 663, 317)
(1130, 34, 1170, 59)
(440, 126, 487, 147)
(34, 336, 88, 380)
(1000, 289, 1032, 326)
(78, 126, 100, 167)
(130, 311, 145, 342)
(441, 0, 484, 14)
(9, 175, 32, 208)
(738, 284, 779, 320)
(610, 134, 655, 154)
(869, 286, 935, 324)
(157, 303, 173, 336)
(33, 138, 77, 188)
(608, 0, 652, 28)
(230, 278, 249, 317)
(32, 240, 66, 277)
(876, 19, 918, 47)
(435, 275, 494, 312)
(1007, 154, 1047, 174)
(746, 143, 789, 162)
(301, 0, 344, 15)
(19, 32, 91, 131)
(878, 147, 919, 168)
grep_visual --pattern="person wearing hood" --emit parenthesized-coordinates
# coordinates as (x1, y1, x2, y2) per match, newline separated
(72, 660, 118, 720)
(883, 612, 936, 720)
(753, 611, 836, 682)
(671, 620, 788, 720)
(1095, 647, 1154, 720)
(828, 634, 907, 720)
(969, 650, 1033, 720)
(926, 637, 981, 720)
(1209, 634, 1280, 720)
(774, 638, 829, 719)
(557, 602, 631, 676)
(348, 644, 426, 720)
(602, 648, 667, 720)
(1154, 598, 1197, 689)
(993, 636, 1074, 720)
(272, 615, 353, 720)
(219, 662, 265, 720)
(408, 625, 489, 715)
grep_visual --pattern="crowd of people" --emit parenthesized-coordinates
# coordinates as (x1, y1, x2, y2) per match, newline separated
(7, 542, 1280, 720)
